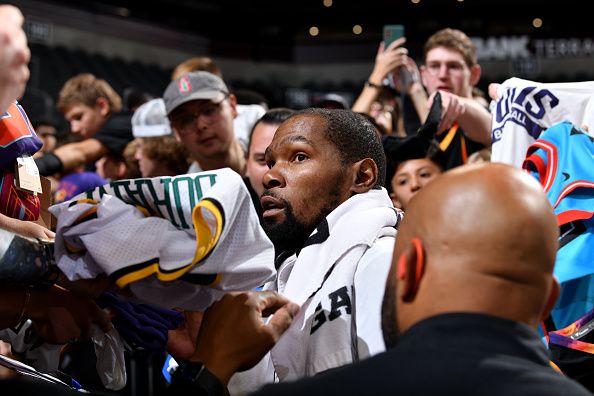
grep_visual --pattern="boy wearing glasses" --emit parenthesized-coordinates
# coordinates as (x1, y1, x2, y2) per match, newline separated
(163, 71, 247, 176)
(418, 28, 492, 169)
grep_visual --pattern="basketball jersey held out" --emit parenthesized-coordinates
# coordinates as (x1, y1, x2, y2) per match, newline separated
(491, 77, 594, 168)
(50, 168, 276, 310)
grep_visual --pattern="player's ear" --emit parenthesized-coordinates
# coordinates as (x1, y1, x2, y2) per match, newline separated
(469, 64, 481, 87)
(350, 158, 377, 194)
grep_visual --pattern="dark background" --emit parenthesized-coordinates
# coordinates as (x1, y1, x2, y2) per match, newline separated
(46, 0, 589, 61)
(12, 0, 594, 128)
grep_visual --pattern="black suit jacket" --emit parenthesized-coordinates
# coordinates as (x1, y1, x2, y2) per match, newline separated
(253, 313, 591, 396)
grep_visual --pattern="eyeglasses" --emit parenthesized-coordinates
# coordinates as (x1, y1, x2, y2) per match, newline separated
(170, 98, 227, 136)
(423, 61, 468, 76)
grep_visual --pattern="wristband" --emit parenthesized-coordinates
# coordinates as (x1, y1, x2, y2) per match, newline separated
(172, 361, 226, 396)
(34, 152, 64, 176)
(365, 80, 383, 90)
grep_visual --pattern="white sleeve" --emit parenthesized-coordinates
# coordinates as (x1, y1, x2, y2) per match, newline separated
(353, 235, 394, 358)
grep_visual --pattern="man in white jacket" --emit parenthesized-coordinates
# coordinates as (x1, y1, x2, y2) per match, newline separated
(230, 108, 402, 393)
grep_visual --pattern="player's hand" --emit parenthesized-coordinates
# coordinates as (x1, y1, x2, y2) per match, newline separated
(191, 291, 299, 385)
(167, 310, 204, 360)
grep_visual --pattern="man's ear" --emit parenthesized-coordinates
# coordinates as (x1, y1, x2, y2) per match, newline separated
(351, 158, 378, 193)
(95, 97, 111, 117)
(228, 94, 238, 119)
(469, 64, 482, 87)
(396, 238, 425, 302)
(542, 276, 560, 321)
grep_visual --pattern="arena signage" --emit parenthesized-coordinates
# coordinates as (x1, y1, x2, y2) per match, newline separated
(472, 36, 594, 60)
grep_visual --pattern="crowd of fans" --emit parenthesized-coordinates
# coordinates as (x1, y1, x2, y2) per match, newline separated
(1, 4, 593, 396)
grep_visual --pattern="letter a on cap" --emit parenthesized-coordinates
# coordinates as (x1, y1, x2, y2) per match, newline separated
(178, 76, 191, 95)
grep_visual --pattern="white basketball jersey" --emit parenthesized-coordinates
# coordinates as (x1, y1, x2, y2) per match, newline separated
(50, 168, 275, 310)
(491, 77, 594, 167)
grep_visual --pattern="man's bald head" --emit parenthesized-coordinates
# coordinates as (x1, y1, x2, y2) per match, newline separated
(382, 163, 559, 345)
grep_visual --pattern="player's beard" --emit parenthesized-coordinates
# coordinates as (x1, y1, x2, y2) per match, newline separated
(262, 198, 318, 254)
(261, 192, 340, 254)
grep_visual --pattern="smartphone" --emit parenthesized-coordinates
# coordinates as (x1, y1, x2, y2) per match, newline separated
(383, 24, 405, 49)
(383, 25, 406, 90)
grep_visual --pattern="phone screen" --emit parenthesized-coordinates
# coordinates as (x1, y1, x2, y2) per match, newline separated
(383, 24, 405, 49)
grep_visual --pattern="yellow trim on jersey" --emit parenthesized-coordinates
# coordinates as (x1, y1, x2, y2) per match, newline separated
(73, 198, 99, 205)
(116, 262, 159, 287)
(63, 200, 98, 253)
(209, 273, 223, 287)
(72, 207, 98, 226)
(439, 123, 459, 152)
(113, 199, 224, 288)
(191, 199, 224, 265)
(135, 205, 150, 217)
(64, 241, 85, 254)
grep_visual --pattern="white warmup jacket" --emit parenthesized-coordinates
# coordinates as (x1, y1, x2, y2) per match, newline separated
(228, 188, 402, 395)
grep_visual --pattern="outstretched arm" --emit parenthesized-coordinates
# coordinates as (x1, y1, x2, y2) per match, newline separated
(0, 213, 54, 240)
(35, 138, 107, 176)
(431, 90, 492, 147)
(456, 96, 492, 147)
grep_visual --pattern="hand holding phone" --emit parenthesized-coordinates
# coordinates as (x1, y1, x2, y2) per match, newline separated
(383, 24, 405, 50)
(382, 25, 410, 91)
